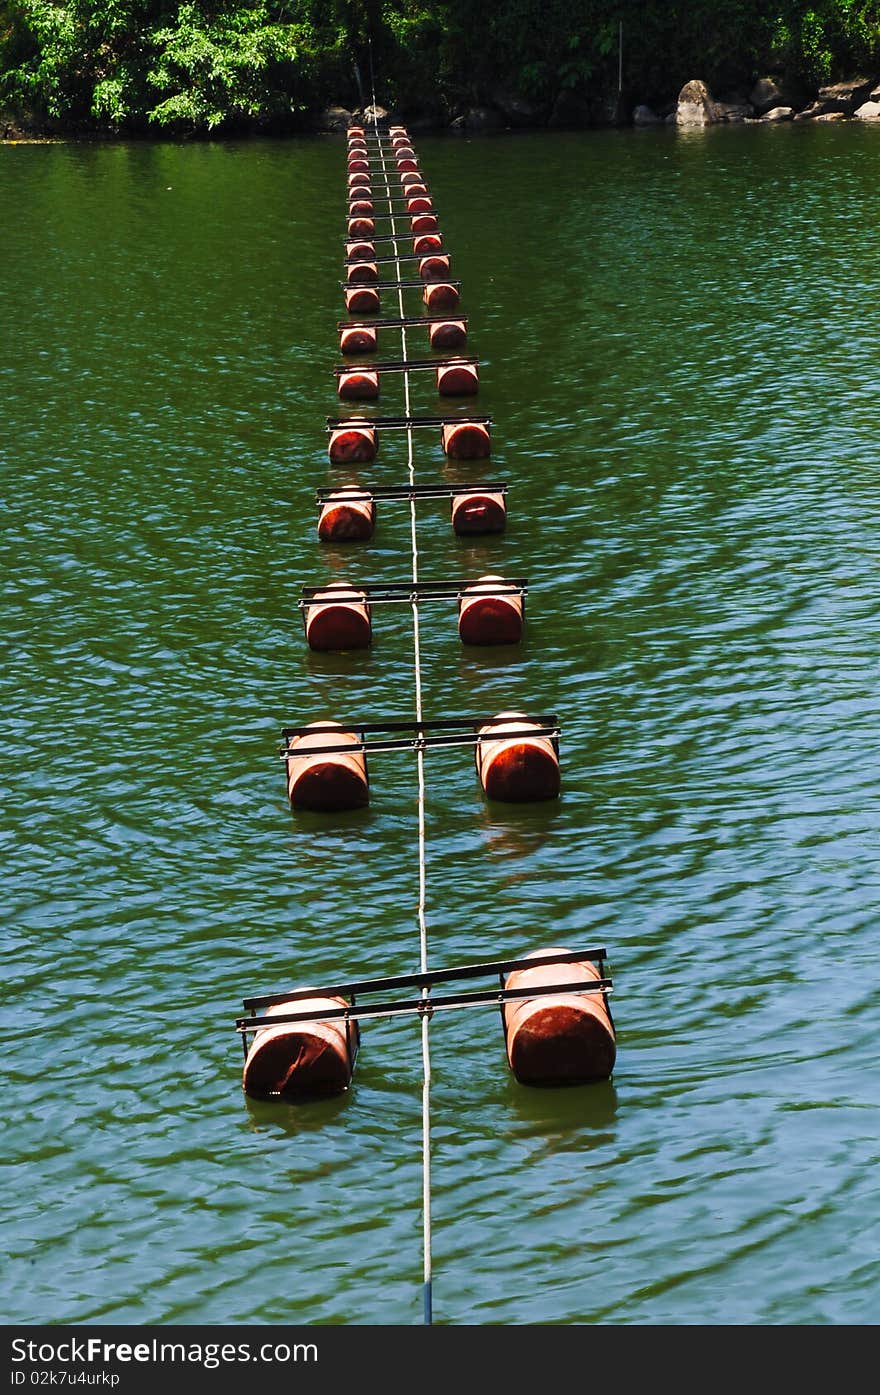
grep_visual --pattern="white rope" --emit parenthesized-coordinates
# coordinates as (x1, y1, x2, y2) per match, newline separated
(374, 111, 433, 1325)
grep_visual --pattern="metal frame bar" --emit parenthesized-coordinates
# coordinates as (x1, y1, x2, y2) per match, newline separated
(337, 317, 467, 331)
(327, 414, 490, 430)
(299, 577, 527, 605)
(242, 945, 608, 1011)
(315, 482, 507, 503)
(334, 356, 478, 376)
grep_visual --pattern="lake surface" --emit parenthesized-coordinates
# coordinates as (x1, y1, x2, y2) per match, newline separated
(4, 123, 880, 1326)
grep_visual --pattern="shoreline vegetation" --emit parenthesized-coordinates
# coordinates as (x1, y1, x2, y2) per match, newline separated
(2, 2, 880, 140)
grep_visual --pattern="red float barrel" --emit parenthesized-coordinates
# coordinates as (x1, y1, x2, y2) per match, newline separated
(346, 240, 376, 262)
(349, 125, 365, 137)
(348, 170, 370, 187)
(337, 368, 379, 401)
(475, 712, 560, 801)
(286, 721, 369, 811)
(411, 213, 439, 234)
(413, 233, 443, 256)
(423, 282, 460, 312)
(345, 285, 380, 314)
(243, 997, 358, 1100)
(442, 421, 490, 458)
(340, 325, 378, 355)
(348, 200, 374, 217)
(346, 262, 379, 285)
(419, 254, 451, 281)
(502, 951, 615, 1086)
(451, 489, 506, 535)
(429, 320, 467, 349)
(318, 488, 376, 542)
(407, 196, 433, 214)
(348, 217, 375, 238)
(328, 422, 377, 463)
(437, 360, 478, 395)
(399, 163, 421, 178)
(304, 583, 372, 651)
(403, 182, 428, 198)
(458, 576, 523, 645)
(347, 157, 369, 173)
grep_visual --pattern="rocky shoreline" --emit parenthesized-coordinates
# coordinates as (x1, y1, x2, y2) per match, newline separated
(4, 74, 880, 142)
(318, 74, 880, 136)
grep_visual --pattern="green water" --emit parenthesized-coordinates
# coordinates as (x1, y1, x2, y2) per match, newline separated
(4, 125, 880, 1325)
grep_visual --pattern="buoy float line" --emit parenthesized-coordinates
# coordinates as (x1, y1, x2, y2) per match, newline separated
(239, 102, 606, 1326)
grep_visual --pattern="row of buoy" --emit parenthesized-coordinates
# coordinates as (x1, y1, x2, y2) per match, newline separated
(239, 120, 615, 1116)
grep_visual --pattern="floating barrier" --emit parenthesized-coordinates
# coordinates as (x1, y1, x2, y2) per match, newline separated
(304, 582, 372, 651)
(316, 481, 507, 539)
(411, 213, 439, 233)
(413, 233, 443, 255)
(242, 996, 359, 1100)
(337, 316, 469, 353)
(451, 487, 507, 535)
(475, 712, 561, 802)
(238, 947, 611, 1097)
(458, 575, 524, 646)
(503, 950, 616, 1086)
(317, 487, 376, 542)
(348, 216, 376, 238)
(285, 721, 370, 811)
(327, 414, 491, 461)
(299, 578, 526, 651)
(334, 355, 478, 400)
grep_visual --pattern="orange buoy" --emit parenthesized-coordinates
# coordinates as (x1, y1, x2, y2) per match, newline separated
(286, 721, 369, 811)
(411, 213, 439, 234)
(503, 951, 615, 1086)
(337, 368, 379, 401)
(437, 360, 478, 395)
(346, 261, 379, 284)
(407, 196, 433, 214)
(346, 240, 376, 261)
(348, 200, 374, 217)
(318, 488, 376, 542)
(340, 325, 378, 355)
(441, 420, 490, 458)
(328, 422, 377, 463)
(451, 489, 506, 535)
(398, 159, 420, 174)
(429, 320, 467, 350)
(475, 712, 560, 802)
(243, 996, 358, 1100)
(413, 233, 442, 256)
(348, 216, 375, 239)
(424, 283, 461, 313)
(304, 583, 372, 651)
(458, 576, 523, 645)
(419, 254, 451, 281)
(345, 285, 380, 314)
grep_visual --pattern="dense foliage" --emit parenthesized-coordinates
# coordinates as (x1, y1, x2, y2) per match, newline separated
(2, 1, 880, 133)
